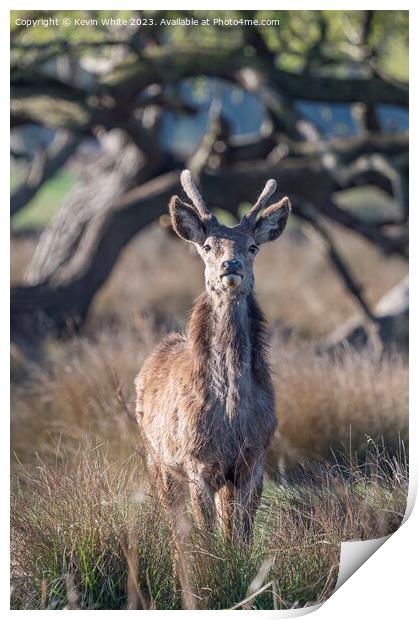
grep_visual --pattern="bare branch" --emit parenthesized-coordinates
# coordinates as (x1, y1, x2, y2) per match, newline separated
(299, 209, 377, 323)
(11, 132, 80, 216)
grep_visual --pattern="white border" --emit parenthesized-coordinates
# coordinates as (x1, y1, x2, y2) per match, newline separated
(3, 3, 416, 618)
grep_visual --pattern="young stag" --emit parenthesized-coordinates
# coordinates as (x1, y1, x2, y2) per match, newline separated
(135, 170, 291, 542)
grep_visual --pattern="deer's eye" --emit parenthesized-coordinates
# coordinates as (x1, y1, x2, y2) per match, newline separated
(203, 244, 211, 253)
(249, 244, 259, 254)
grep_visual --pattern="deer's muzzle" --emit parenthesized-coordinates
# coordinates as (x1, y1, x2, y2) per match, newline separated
(221, 273, 243, 289)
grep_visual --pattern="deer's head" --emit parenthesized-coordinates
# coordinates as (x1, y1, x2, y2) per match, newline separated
(169, 170, 291, 297)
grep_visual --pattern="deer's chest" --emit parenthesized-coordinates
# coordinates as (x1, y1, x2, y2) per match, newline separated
(195, 352, 274, 459)
(209, 347, 252, 411)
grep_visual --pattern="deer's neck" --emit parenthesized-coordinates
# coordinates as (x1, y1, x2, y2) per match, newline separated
(188, 290, 272, 418)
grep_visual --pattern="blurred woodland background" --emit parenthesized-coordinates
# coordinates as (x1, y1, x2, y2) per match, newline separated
(10, 10, 409, 610)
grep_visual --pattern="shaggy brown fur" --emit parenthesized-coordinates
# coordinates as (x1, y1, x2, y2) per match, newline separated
(135, 172, 291, 546)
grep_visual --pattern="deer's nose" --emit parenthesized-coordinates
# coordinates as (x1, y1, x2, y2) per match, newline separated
(222, 259, 243, 273)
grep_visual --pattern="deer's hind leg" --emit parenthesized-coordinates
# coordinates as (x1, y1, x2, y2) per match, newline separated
(234, 459, 264, 544)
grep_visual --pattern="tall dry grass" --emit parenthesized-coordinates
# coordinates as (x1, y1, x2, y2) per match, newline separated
(270, 337, 408, 469)
(11, 439, 407, 610)
(10, 323, 408, 609)
(11, 325, 408, 473)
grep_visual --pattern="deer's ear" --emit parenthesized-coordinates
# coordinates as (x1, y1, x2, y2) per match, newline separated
(253, 197, 291, 245)
(169, 196, 206, 244)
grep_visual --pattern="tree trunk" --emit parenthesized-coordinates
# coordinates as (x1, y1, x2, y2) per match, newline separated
(11, 172, 179, 337)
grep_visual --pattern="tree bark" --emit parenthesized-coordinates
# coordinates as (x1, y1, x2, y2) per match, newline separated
(11, 172, 179, 337)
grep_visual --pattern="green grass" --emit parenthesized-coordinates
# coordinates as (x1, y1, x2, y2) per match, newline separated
(11, 441, 407, 610)
(11, 169, 77, 231)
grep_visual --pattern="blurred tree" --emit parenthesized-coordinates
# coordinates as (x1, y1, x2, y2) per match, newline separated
(10, 10, 408, 342)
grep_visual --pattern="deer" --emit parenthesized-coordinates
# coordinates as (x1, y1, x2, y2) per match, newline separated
(135, 170, 291, 550)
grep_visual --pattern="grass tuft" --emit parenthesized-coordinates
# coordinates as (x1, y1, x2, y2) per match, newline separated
(11, 440, 407, 610)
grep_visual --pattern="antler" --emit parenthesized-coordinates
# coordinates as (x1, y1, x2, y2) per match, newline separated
(243, 179, 277, 224)
(180, 170, 212, 220)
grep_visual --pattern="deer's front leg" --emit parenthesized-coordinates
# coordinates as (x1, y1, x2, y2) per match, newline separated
(234, 459, 264, 543)
(153, 464, 201, 608)
(215, 481, 235, 540)
(187, 464, 216, 531)
(189, 478, 216, 531)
